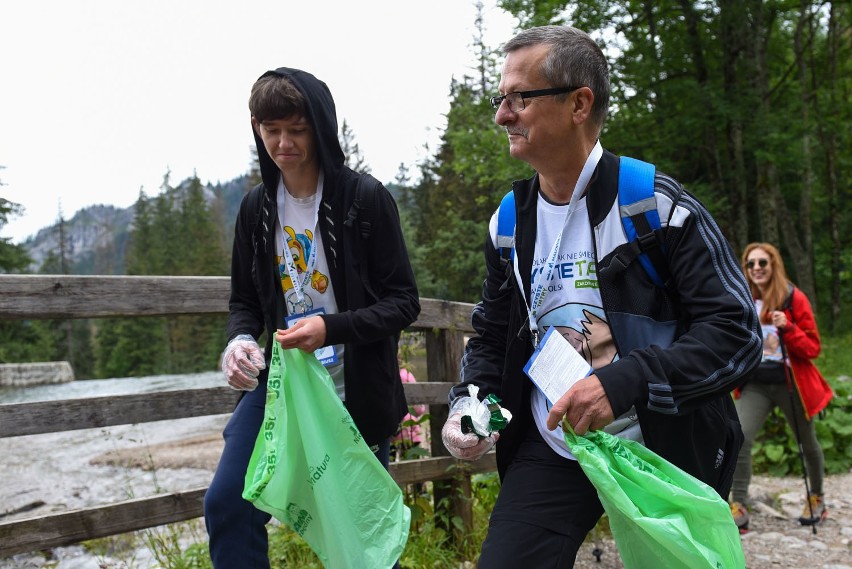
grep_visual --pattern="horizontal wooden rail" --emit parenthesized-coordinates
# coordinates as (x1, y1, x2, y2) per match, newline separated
(0, 383, 455, 438)
(0, 453, 496, 557)
(0, 488, 209, 558)
(0, 275, 231, 318)
(0, 276, 475, 332)
(0, 387, 238, 437)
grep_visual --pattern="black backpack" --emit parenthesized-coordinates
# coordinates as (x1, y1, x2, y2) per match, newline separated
(344, 174, 382, 299)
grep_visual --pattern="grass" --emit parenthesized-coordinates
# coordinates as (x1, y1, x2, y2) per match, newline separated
(76, 474, 496, 568)
(815, 330, 852, 381)
(262, 472, 498, 568)
(69, 455, 497, 568)
(78, 468, 610, 569)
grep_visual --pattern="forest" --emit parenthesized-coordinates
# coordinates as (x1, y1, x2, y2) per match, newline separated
(0, 0, 850, 381)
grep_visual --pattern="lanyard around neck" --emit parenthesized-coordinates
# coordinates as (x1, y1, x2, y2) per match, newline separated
(277, 172, 323, 313)
(514, 140, 603, 347)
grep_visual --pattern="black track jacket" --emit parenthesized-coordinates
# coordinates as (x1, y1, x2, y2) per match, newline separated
(453, 149, 761, 496)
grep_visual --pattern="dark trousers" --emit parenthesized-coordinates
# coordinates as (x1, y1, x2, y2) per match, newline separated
(478, 426, 604, 568)
(203, 380, 397, 568)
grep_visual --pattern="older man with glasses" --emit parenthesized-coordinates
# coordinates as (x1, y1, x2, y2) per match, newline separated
(440, 25, 762, 567)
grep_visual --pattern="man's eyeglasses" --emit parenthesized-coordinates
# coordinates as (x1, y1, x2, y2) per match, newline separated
(746, 259, 769, 269)
(490, 86, 582, 112)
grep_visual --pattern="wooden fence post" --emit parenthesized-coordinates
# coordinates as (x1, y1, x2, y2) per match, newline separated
(425, 327, 470, 545)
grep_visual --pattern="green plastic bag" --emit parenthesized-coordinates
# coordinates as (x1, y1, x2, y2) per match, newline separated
(564, 429, 744, 569)
(243, 343, 410, 569)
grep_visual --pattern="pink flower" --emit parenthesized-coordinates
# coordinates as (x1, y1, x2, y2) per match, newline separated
(393, 368, 425, 446)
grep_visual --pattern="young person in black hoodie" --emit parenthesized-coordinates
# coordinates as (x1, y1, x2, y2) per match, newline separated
(203, 67, 419, 568)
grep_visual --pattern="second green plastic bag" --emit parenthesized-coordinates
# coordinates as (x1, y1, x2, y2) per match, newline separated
(243, 343, 410, 569)
(564, 429, 744, 569)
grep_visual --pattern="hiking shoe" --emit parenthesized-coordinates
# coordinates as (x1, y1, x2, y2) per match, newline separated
(798, 494, 827, 526)
(730, 501, 749, 530)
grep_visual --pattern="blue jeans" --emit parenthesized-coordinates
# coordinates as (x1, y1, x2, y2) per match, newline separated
(203, 380, 400, 568)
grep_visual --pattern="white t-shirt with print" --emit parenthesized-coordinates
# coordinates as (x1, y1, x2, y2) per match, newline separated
(756, 299, 784, 364)
(527, 193, 642, 460)
(275, 176, 345, 399)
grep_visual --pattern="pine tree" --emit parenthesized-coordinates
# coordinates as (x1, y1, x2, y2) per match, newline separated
(0, 183, 43, 363)
(94, 189, 167, 378)
(0, 191, 31, 273)
(410, 7, 527, 301)
(340, 119, 372, 174)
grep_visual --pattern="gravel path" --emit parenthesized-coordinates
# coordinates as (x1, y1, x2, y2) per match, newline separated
(573, 471, 852, 569)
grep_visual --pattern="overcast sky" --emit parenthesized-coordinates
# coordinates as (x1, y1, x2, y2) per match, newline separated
(0, 0, 516, 244)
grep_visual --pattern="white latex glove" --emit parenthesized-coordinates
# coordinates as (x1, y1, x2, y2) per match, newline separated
(441, 397, 500, 461)
(220, 334, 266, 391)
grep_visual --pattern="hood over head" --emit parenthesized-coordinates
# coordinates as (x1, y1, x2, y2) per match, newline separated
(251, 67, 345, 195)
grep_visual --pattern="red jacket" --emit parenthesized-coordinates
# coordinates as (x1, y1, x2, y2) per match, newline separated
(779, 287, 833, 419)
(734, 286, 833, 419)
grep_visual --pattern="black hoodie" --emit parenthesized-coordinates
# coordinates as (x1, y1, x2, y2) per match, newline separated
(253, 68, 345, 198)
(227, 67, 420, 445)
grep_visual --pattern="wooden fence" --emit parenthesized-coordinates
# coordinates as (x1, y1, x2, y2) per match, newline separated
(0, 275, 496, 558)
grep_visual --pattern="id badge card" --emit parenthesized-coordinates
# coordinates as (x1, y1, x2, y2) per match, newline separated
(523, 326, 592, 405)
(284, 307, 339, 367)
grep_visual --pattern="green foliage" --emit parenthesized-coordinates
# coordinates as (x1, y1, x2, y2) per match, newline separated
(419, 208, 488, 302)
(86, 175, 230, 378)
(154, 472, 499, 568)
(153, 453, 502, 569)
(498, 0, 567, 27)
(0, 320, 54, 364)
(266, 523, 324, 568)
(33, 318, 96, 379)
(751, 333, 852, 476)
(0, 195, 40, 364)
(95, 317, 168, 378)
(81, 532, 139, 562)
(0, 207, 77, 369)
(341, 119, 371, 174)
(485, 0, 852, 331)
(162, 542, 214, 569)
(0, 171, 234, 376)
(401, 16, 519, 303)
(395, 471, 497, 567)
(409, 73, 530, 302)
(815, 331, 852, 381)
(815, 238, 852, 332)
(15, 212, 97, 376)
(0, 197, 32, 273)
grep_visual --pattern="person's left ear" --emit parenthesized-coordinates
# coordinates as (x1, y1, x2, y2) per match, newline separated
(571, 87, 594, 125)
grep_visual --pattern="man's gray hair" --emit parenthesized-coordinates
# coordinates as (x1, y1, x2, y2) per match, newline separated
(503, 25, 610, 131)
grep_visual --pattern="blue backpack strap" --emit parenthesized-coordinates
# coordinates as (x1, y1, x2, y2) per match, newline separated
(496, 190, 516, 262)
(618, 157, 668, 288)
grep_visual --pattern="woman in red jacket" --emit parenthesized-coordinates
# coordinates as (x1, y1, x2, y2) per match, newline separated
(729, 242, 833, 531)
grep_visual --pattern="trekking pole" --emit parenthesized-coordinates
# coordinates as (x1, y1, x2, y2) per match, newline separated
(778, 336, 817, 535)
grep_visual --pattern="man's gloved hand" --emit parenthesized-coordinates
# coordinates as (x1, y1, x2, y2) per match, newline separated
(220, 334, 266, 391)
(441, 397, 500, 461)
